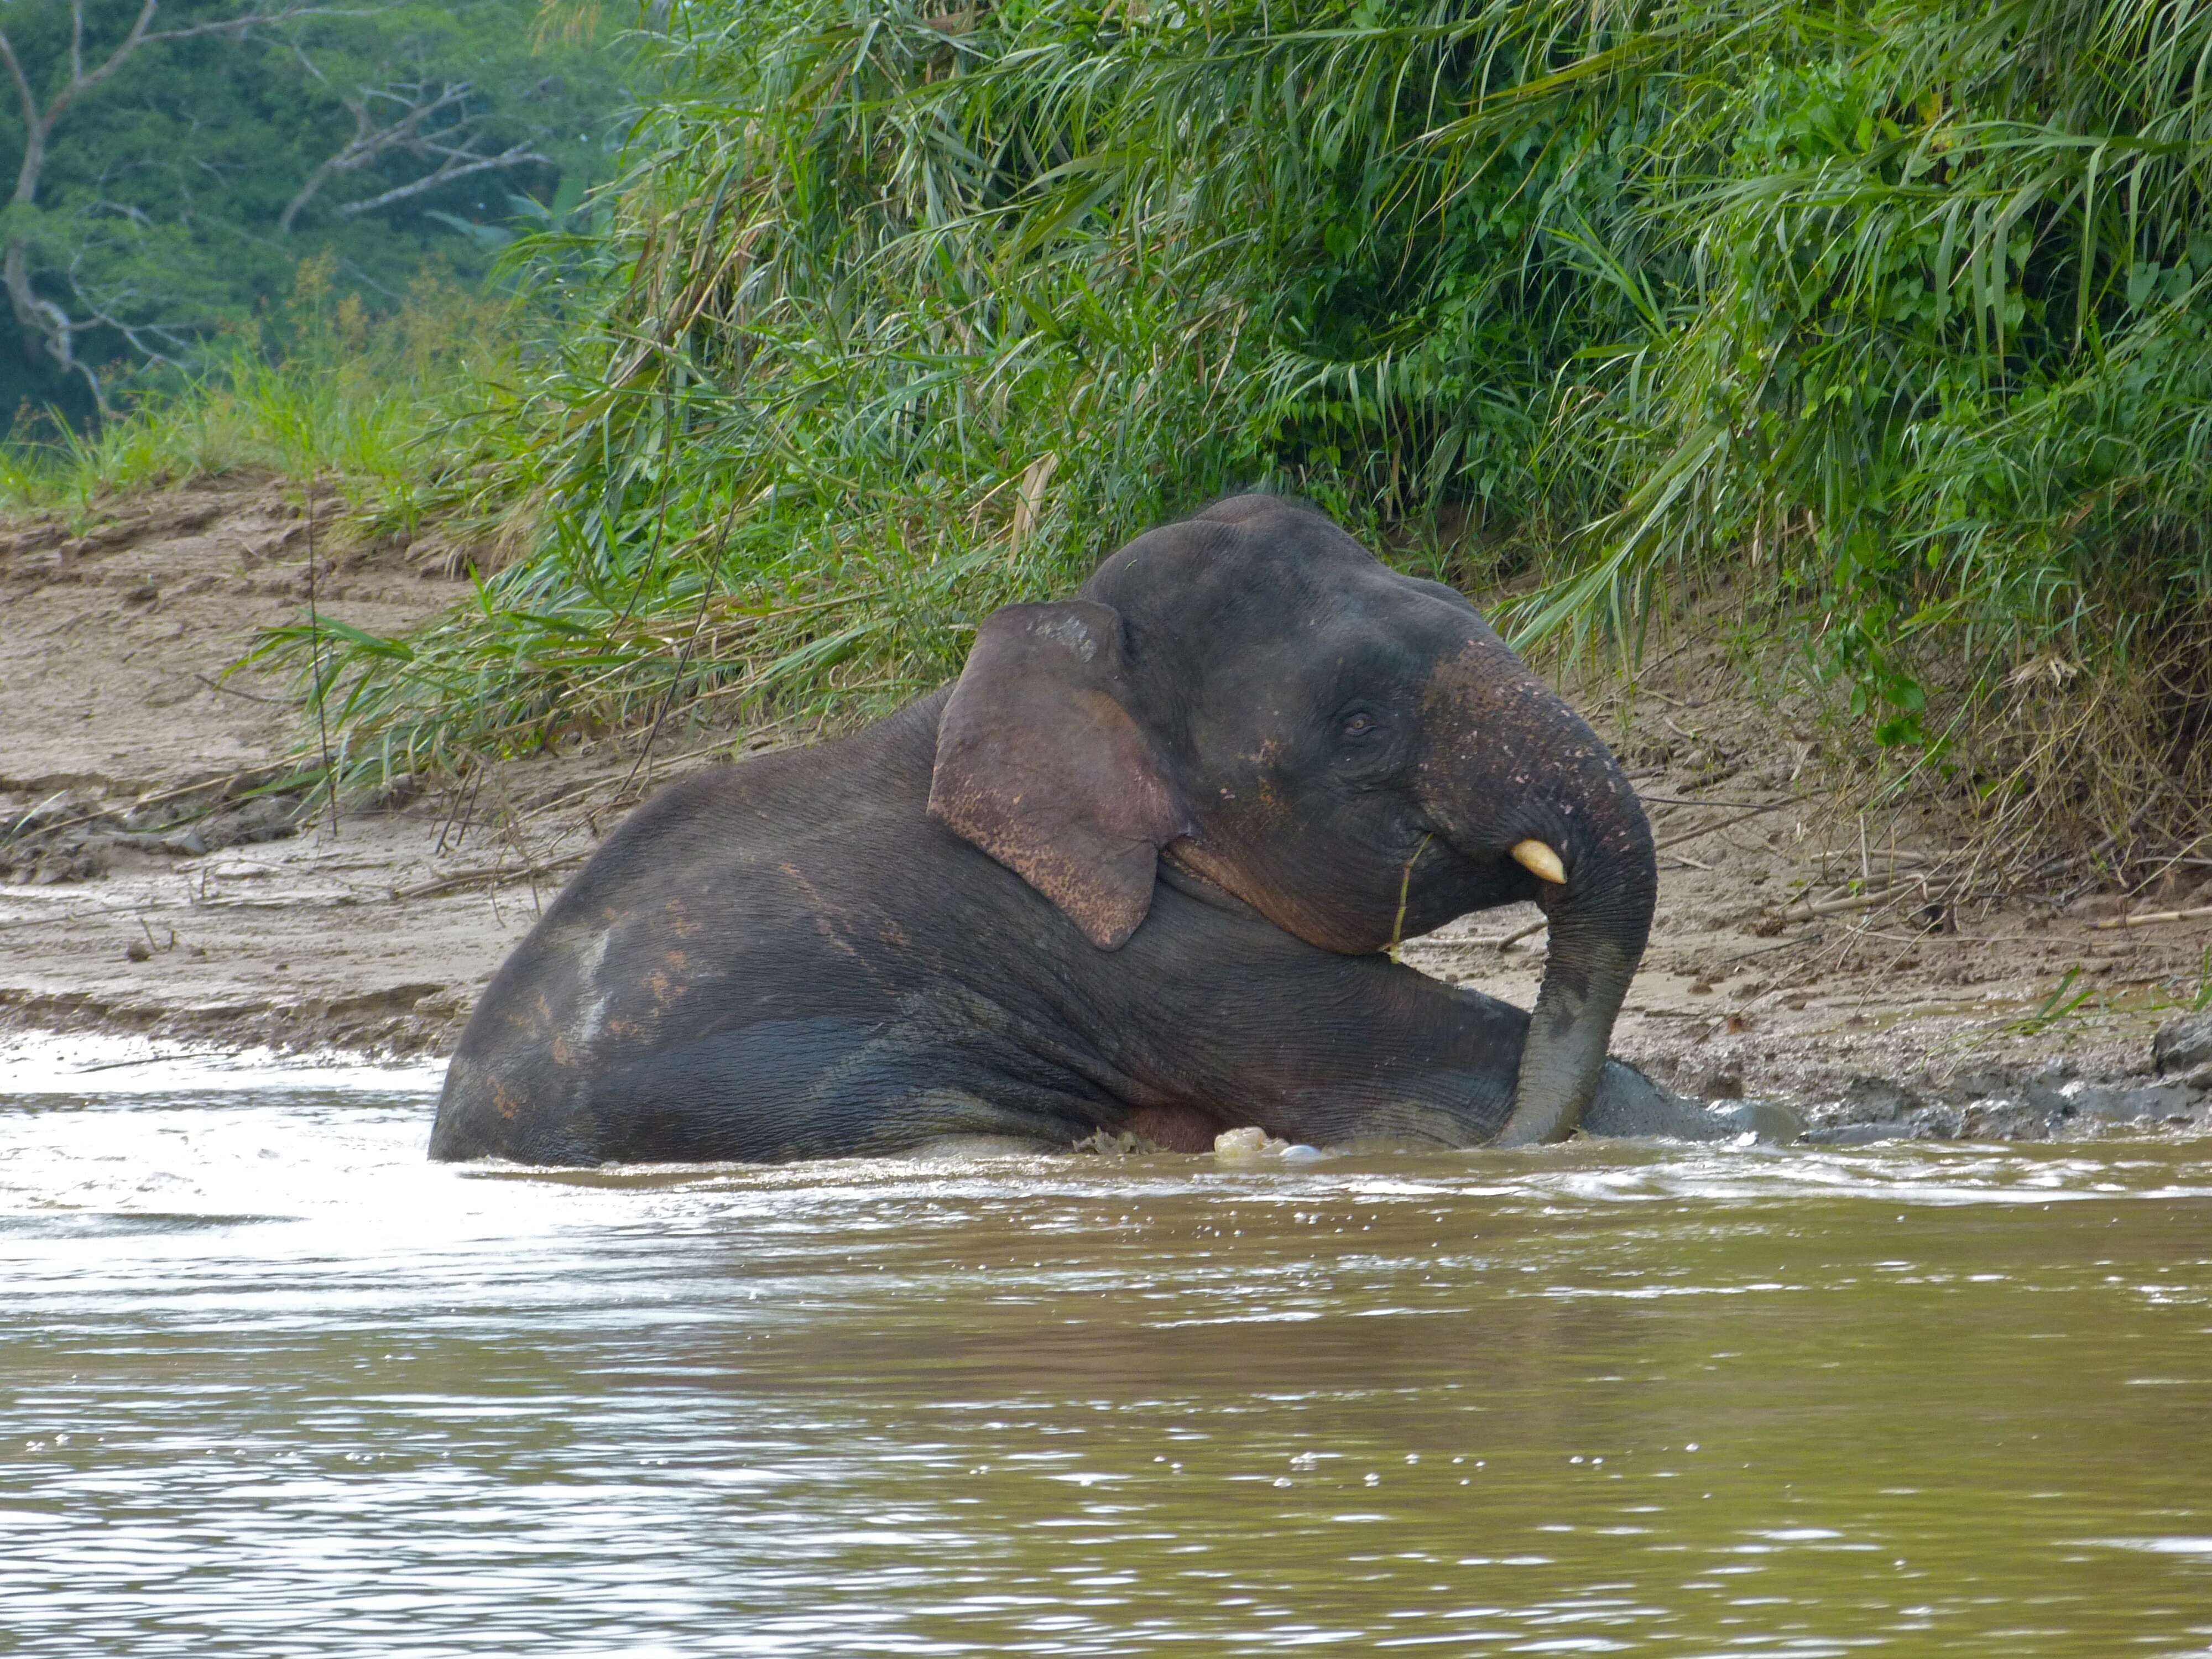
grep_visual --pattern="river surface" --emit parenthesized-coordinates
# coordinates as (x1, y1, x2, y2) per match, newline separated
(3, 1038, 2210, 1656)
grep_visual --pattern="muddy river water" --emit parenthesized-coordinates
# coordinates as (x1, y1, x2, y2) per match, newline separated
(3, 1044, 2209, 1656)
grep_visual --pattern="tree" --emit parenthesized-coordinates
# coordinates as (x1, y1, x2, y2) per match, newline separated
(0, 1, 325, 404)
(0, 0, 627, 421)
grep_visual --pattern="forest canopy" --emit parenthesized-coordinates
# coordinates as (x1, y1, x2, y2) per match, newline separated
(0, 0, 625, 419)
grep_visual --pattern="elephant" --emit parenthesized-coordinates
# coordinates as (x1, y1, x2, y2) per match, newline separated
(430, 494, 1787, 1165)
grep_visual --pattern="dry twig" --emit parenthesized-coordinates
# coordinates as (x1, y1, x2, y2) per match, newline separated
(2091, 905, 2212, 932)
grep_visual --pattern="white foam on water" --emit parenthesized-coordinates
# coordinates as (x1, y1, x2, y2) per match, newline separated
(0, 1028, 446, 1095)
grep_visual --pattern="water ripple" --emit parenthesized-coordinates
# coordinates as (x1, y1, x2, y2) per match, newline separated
(3, 1061, 2209, 1656)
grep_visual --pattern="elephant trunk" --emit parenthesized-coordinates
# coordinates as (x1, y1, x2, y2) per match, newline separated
(1494, 857, 1655, 1146)
(1421, 650, 1657, 1145)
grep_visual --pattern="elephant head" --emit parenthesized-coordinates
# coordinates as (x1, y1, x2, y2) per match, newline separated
(928, 494, 1657, 1145)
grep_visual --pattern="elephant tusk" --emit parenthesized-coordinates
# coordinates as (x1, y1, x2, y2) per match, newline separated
(1511, 839, 1567, 884)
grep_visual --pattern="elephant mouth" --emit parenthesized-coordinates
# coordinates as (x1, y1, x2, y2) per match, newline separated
(1159, 839, 1392, 956)
(1159, 842, 1276, 918)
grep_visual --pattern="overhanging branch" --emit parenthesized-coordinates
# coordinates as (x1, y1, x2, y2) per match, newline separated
(334, 141, 550, 220)
(282, 77, 550, 232)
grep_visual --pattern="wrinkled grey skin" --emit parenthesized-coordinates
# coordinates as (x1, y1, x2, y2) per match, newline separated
(432, 495, 1792, 1165)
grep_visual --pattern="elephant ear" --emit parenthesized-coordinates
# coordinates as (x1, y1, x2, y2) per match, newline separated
(930, 600, 1188, 949)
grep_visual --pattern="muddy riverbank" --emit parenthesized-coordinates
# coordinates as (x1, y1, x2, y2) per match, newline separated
(5, 477, 2211, 1140)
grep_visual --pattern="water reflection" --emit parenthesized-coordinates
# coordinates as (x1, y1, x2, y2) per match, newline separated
(2, 1055, 2209, 1656)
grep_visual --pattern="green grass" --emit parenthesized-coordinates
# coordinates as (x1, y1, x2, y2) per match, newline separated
(1, 257, 518, 530)
(2184, 949, 2212, 1015)
(2, 382, 274, 519)
(2006, 966, 2097, 1037)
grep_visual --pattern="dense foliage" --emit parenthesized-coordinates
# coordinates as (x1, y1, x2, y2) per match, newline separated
(0, 0, 624, 421)
(258, 0, 2212, 839)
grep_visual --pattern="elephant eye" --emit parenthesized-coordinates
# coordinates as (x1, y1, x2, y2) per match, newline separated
(1339, 711, 1383, 740)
